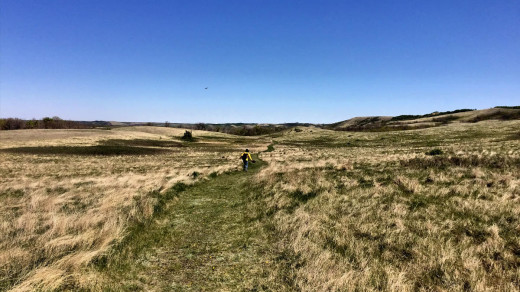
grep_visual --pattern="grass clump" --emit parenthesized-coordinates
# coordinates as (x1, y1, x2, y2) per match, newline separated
(425, 148, 443, 156)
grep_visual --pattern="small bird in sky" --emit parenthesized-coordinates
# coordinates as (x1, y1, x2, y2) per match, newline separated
(205, 87, 208, 90)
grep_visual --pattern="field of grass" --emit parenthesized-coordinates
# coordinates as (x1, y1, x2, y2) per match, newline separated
(0, 127, 266, 290)
(1, 120, 519, 291)
(255, 120, 520, 291)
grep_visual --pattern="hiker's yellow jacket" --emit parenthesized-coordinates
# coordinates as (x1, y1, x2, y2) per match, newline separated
(241, 152, 253, 161)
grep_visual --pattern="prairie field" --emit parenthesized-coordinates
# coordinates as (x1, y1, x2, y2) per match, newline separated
(255, 120, 520, 291)
(0, 127, 264, 290)
(1, 120, 519, 291)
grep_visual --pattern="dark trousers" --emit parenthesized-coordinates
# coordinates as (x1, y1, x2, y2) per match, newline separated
(243, 160, 248, 171)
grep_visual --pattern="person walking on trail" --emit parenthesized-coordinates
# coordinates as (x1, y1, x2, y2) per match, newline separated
(240, 149, 255, 171)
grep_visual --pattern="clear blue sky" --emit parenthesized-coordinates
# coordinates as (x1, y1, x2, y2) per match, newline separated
(1, 0, 519, 123)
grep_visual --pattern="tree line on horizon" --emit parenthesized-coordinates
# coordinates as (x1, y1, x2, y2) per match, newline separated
(185, 122, 287, 136)
(0, 117, 91, 130)
(0, 117, 288, 135)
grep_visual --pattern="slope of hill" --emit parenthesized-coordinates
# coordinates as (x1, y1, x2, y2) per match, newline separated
(329, 107, 520, 131)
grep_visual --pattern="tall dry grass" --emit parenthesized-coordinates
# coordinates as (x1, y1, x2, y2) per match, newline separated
(255, 121, 520, 291)
(0, 127, 262, 290)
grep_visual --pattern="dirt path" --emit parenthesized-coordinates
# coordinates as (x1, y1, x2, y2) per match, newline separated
(99, 156, 281, 291)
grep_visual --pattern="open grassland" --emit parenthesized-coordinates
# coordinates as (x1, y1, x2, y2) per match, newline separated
(0, 127, 266, 290)
(1, 120, 519, 291)
(255, 120, 520, 291)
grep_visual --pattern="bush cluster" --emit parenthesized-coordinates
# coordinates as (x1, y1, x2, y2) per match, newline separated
(174, 123, 287, 136)
(390, 109, 475, 122)
(0, 117, 90, 130)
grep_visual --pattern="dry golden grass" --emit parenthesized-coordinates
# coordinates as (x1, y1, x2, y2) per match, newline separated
(0, 127, 264, 291)
(2, 121, 519, 291)
(255, 120, 520, 291)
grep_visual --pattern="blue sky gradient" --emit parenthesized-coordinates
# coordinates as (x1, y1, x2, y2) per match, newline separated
(1, 0, 519, 123)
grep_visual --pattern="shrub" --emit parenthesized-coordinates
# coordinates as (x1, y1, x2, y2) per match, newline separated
(390, 109, 475, 122)
(181, 130, 194, 141)
(42, 117, 53, 129)
(391, 115, 422, 122)
(25, 119, 38, 129)
(469, 110, 520, 122)
(495, 105, 520, 109)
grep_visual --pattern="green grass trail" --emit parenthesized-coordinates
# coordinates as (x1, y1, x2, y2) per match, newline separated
(99, 156, 283, 291)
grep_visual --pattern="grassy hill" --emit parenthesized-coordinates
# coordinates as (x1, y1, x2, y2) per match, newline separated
(79, 106, 520, 133)
(328, 107, 520, 131)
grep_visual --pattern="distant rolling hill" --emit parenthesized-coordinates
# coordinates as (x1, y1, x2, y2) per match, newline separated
(3, 106, 518, 134)
(326, 106, 520, 132)
(94, 106, 520, 133)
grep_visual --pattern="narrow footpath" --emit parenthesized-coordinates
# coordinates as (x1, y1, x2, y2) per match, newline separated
(99, 156, 282, 291)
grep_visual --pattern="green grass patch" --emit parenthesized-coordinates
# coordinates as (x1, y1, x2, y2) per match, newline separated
(94, 156, 282, 290)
